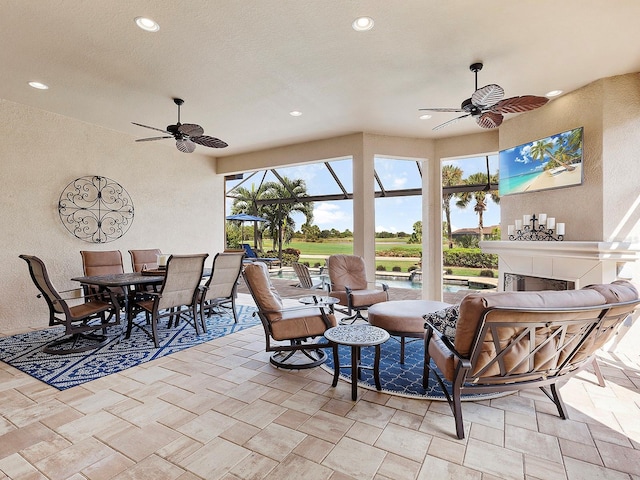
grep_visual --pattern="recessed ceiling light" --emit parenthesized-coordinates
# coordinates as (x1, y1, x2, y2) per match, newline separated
(419, 114, 432, 120)
(28, 81, 49, 90)
(135, 17, 159, 32)
(546, 89, 563, 97)
(352, 16, 374, 31)
(289, 111, 302, 117)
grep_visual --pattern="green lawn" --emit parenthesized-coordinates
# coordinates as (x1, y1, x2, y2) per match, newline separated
(269, 239, 497, 277)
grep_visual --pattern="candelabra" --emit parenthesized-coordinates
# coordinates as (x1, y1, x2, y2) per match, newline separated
(507, 214, 564, 241)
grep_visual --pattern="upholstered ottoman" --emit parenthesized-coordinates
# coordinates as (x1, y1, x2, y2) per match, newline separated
(368, 300, 450, 363)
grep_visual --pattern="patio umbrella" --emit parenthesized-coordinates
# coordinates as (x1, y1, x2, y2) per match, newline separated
(225, 213, 267, 244)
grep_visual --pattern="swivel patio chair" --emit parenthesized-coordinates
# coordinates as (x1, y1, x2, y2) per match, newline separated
(292, 262, 325, 290)
(129, 253, 208, 348)
(242, 262, 336, 369)
(20, 254, 120, 354)
(327, 254, 389, 324)
(198, 252, 244, 330)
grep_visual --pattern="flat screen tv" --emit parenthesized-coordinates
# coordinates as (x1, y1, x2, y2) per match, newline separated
(499, 127, 584, 196)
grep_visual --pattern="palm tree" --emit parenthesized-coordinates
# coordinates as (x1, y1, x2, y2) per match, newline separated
(530, 138, 575, 172)
(455, 172, 500, 241)
(442, 164, 463, 248)
(230, 183, 271, 250)
(261, 177, 313, 261)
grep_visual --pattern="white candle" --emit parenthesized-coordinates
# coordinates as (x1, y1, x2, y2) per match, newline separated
(547, 217, 555, 229)
(538, 213, 547, 224)
(515, 219, 522, 230)
(523, 214, 531, 224)
(507, 225, 514, 236)
(556, 223, 565, 235)
(157, 254, 169, 267)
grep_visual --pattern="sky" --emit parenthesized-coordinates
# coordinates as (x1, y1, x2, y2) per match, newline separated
(226, 155, 500, 234)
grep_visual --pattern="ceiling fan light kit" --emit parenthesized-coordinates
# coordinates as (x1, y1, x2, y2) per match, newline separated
(133, 98, 228, 153)
(420, 62, 549, 131)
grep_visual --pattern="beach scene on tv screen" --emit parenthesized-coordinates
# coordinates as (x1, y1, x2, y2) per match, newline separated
(499, 127, 583, 196)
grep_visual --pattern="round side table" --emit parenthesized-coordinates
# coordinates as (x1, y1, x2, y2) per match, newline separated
(324, 324, 390, 400)
(299, 295, 339, 313)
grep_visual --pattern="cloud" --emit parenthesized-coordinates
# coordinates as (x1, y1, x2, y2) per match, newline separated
(376, 225, 398, 233)
(392, 176, 407, 188)
(313, 202, 350, 227)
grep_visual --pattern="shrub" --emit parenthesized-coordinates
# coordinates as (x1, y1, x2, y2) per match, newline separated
(302, 261, 310, 267)
(313, 262, 321, 268)
(445, 268, 453, 275)
(392, 266, 402, 272)
(376, 265, 387, 271)
(408, 265, 418, 272)
(480, 269, 495, 278)
(443, 248, 498, 269)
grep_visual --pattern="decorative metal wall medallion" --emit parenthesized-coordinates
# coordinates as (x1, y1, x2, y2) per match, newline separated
(58, 176, 134, 243)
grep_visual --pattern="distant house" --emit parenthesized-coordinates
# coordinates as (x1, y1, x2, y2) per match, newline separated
(451, 225, 499, 240)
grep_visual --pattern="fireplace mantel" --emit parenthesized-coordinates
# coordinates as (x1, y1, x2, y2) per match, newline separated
(479, 241, 640, 290)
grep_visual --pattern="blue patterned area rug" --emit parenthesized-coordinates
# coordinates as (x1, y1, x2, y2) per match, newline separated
(0, 305, 258, 390)
(322, 335, 512, 401)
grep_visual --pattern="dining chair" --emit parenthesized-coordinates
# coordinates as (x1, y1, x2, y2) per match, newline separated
(242, 261, 336, 369)
(198, 252, 244, 330)
(20, 254, 120, 354)
(129, 253, 208, 348)
(128, 248, 162, 272)
(80, 250, 126, 298)
(327, 254, 389, 324)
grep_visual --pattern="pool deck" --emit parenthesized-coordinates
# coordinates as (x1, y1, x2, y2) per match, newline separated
(237, 269, 487, 305)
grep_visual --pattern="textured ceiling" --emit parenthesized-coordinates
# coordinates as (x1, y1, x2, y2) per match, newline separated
(2, 1, 640, 157)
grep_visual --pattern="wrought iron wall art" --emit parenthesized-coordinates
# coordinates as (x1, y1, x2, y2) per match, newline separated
(58, 176, 134, 243)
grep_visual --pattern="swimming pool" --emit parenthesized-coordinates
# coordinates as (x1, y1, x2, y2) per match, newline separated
(270, 270, 489, 292)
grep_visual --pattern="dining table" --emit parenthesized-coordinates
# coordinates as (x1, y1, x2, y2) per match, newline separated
(71, 268, 212, 337)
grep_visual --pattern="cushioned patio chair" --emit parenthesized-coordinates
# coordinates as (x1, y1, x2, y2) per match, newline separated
(20, 254, 120, 354)
(241, 243, 281, 268)
(292, 262, 325, 290)
(423, 280, 640, 439)
(327, 254, 389, 323)
(242, 262, 337, 369)
(198, 252, 244, 329)
(129, 253, 208, 348)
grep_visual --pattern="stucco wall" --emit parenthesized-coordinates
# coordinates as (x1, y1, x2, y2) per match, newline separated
(498, 73, 640, 244)
(0, 99, 224, 332)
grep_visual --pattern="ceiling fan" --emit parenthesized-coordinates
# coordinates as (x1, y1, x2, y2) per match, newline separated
(132, 98, 228, 153)
(420, 63, 549, 131)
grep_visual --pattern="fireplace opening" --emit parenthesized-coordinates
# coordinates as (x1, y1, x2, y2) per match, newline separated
(504, 273, 575, 292)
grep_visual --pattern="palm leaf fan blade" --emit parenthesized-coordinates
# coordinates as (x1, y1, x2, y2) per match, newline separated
(491, 95, 549, 114)
(476, 112, 503, 129)
(471, 84, 504, 108)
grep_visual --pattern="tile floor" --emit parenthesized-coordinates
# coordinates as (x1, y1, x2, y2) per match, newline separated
(1, 284, 639, 479)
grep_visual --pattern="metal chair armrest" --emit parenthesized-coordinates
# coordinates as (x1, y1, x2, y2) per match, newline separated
(424, 318, 466, 361)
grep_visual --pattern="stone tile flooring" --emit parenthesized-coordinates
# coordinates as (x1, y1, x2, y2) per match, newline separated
(1, 282, 639, 479)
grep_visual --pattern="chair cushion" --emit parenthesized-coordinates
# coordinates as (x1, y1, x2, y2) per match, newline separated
(328, 254, 368, 291)
(424, 305, 459, 344)
(454, 288, 608, 358)
(582, 280, 638, 303)
(243, 262, 283, 320)
(349, 289, 388, 308)
(270, 307, 337, 340)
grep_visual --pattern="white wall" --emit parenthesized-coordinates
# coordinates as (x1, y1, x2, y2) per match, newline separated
(0, 99, 225, 332)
